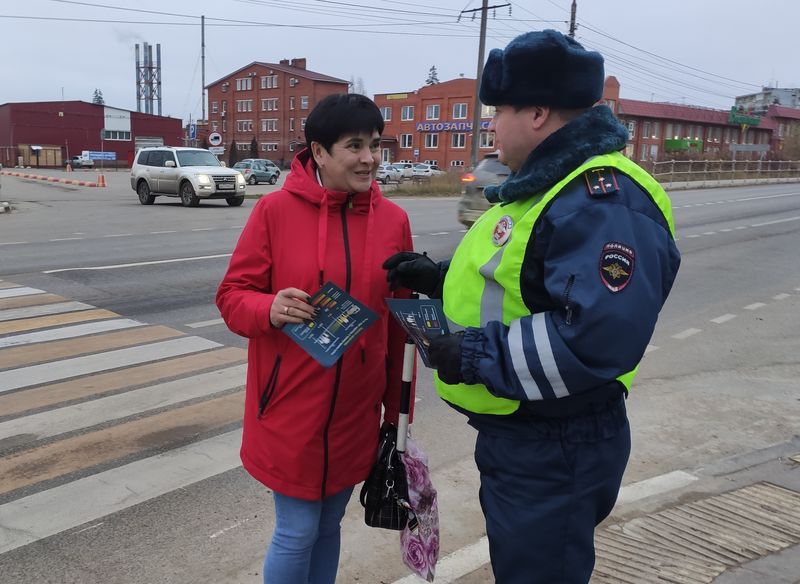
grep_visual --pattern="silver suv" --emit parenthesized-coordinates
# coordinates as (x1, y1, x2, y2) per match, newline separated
(130, 147, 246, 207)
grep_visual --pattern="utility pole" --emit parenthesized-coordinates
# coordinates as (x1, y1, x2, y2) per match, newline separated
(201, 15, 206, 122)
(462, 1, 510, 169)
(568, 0, 577, 38)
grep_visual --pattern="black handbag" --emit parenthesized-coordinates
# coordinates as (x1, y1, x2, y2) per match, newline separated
(359, 423, 410, 531)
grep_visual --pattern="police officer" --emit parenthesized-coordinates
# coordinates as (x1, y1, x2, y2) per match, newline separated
(383, 30, 681, 583)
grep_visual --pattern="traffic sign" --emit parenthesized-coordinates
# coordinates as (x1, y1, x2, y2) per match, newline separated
(208, 132, 222, 147)
(209, 146, 224, 155)
(189, 124, 197, 140)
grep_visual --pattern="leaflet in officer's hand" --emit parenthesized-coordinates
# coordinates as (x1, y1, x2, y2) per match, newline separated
(284, 281, 378, 368)
(385, 297, 449, 367)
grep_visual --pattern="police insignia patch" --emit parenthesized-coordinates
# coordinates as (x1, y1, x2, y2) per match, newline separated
(599, 242, 634, 293)
(492, 215, 513, 247)
(584, 167, 619, 197)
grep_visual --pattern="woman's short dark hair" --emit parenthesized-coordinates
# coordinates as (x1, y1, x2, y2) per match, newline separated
(304, 93, 384, 153)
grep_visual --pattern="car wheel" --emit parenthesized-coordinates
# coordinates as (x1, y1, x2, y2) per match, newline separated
(137, 181, 155, 205)
(382, 176, 390, 185)
(180, 181, 200, 207)
(248, 175, 257, 185)
(268, 175, 277, 185)
(226, 196, 245, 207)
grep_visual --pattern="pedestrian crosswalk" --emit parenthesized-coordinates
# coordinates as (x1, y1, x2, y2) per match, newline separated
(0, 280, 247, 556)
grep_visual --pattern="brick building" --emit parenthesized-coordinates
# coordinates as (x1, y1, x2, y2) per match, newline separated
(0, 101, 182, 168)
(374, 78, 496, 170)
(205, 58, 348, 166)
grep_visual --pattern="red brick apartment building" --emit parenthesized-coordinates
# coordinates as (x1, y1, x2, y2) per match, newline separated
(205, 58, 348, 166)
(374, 78, 497, 169)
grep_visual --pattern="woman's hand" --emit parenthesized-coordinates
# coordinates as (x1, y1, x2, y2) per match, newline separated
(269, 288, 317, 328)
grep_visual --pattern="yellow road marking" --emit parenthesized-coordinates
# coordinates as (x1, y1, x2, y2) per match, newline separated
(0, 309, 117, 335)
(0, 293, 66, 311)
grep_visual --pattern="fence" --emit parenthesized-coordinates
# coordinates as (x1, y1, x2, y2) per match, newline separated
(639, 159, 800, 184)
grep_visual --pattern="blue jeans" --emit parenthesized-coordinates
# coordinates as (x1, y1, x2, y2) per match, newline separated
(263, 486, 353, 584)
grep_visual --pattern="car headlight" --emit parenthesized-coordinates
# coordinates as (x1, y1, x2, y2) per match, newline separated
(236, 173, 246, 185)
(197, 174, 211, 185)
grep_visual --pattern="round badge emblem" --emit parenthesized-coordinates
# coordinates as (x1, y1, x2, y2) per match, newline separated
(492, 215, 513, 247)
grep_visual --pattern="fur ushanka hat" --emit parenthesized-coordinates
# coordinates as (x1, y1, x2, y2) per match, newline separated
(479, 29, 604, 109)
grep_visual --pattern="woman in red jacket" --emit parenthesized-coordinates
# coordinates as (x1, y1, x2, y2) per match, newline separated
(216, 93, 414, 584)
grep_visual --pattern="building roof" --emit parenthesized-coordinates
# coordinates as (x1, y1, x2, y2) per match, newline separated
(618, 98, 777, 131)
(374, 77, 477, 99)
(767, 104, 800, 120)
(0, 100, 180, 120)
(206, 61, 347, 88)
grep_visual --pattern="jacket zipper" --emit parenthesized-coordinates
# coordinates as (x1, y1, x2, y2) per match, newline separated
(320, 194, 354, 498)
(563, 275, 575, 325)
(257, 355, 282, 418)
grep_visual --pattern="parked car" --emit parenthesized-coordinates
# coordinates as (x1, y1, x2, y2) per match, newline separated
(457, 152, 511, 227)
(412, 163, 445, 177)
(376, 164, 402, 184)
(65, 155, 94, 168)
(239, 158, 281, 177)
(130, 146, 246, 207)
(391, 162, 414, 179)
(233, 160, 280, 185)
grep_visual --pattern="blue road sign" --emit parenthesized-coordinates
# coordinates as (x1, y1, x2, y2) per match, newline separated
(189, 124, 197, 140)
(87, 151, 117, 160)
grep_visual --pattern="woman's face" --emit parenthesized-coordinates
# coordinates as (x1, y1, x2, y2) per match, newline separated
(313, 130, 381, 193)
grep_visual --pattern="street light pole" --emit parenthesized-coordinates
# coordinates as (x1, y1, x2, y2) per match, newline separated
(469, 0, 488, 170)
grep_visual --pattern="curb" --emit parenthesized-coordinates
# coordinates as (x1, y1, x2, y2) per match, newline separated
(0, 170, 105, 188)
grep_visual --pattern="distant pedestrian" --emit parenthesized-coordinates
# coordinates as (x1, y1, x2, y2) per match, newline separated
(383, 30, 681, 583)
(217, 93, 415, 584)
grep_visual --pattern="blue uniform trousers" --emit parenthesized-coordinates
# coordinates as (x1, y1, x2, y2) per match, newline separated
(474, 396, 630, 584)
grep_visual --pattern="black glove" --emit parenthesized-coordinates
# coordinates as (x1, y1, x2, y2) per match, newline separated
(382, 251, 442, 296)
(428, 332, 464, 385)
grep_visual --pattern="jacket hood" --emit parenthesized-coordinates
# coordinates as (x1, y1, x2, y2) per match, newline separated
(283, 148, 384, 211)
(484, 105, 629, 204)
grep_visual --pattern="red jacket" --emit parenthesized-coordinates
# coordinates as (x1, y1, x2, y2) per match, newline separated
(217, 150, 414, 500)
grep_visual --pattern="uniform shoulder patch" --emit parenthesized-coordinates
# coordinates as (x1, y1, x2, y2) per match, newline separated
(599, 242, 634, 293)
(583, 167, 619, 197)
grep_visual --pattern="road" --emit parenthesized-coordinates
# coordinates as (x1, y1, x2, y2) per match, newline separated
(1, 171, 799, 583)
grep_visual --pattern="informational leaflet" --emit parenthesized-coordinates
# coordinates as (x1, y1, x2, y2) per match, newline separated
(284, 282, 378, 368)
(385, 297, 449, 367)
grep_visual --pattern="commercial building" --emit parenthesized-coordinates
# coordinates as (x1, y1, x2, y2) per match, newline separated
(205, 58, 348, 166)
(374, 78, 496, 169)
(0, 101, 182, 168)
(735, 87, 800, 116)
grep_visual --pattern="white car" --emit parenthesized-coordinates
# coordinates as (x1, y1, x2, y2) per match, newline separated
(376, 164, 402, 184)
(130, 147, 247, 207)
(391, 162, 414, 179)
(412, 163, 445, 177)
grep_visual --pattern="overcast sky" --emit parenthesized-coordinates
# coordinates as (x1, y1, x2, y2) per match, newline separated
(1, 0, 797, 123)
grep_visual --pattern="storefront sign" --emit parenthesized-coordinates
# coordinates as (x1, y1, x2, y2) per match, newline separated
(415, 121, 491, 132)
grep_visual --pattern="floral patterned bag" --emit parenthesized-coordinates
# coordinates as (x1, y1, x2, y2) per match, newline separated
(399, 435, 439, 582)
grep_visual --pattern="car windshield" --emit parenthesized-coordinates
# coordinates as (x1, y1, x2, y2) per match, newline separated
(233, 162, 249, 169)
(176, 150, 221, 167)
(477, 157, 509, 174)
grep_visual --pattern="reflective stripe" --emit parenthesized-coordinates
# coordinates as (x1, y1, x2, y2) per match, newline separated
(532, 313, 570, 398)
(478, 248, 506, 327)
(508, 319, 543, 400)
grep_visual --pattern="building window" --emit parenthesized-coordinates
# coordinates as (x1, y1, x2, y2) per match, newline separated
(289, 118, 295, 132)
(261, 119, 278, 132)
(221, 82, 229, 93)
(289, 96, 295, 110)
(301, 117, 307, 130)
(382, 148, 391, 163)
(624, 143, 634, 158)
(480, 104, 495, 118)
(236, 77, 253, 91)
(642, 122, 651, 139)
(640, 144, 648, 161)
(665, 123, 672, 139)
(211, 101, 218, 113)
(261, 143, 279, 151)
(479, 131, 495, 149)
(102, 130, 131, 141)
(236, 100, 253, 112)
(649, 144, 659, 160)
(450, 160, 465, 167)
(261, 75, 278, 89)
(626, 120, 636, 139)
(237, 143, 250, 151)
(380, 106, 391, 121)
(451, 133, 466, 148)
(261, 98, 278, 111)
(221, 101, 227, 114)
(453, 103, 468, 119)
(222, 120, 227, 132)
(401, 106, 414, 121)
(425, 133, 439, 149)
(289, 143, 295, 152)
(674, 124, 682, 139)
(651, 122, 660, 139)
(426, 104, 440, 120)
(236, 120, 253, 132)
(400, 134, 412, 148)
(423, 159, 437, 165)
(301, 96, 309, 110)
(211, 122, 218, 132)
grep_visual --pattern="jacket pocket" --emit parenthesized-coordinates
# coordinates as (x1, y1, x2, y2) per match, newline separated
(257, 354, 282, 418)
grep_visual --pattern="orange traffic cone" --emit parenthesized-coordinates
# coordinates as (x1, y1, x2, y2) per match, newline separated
(97, 174, 107, 187)
(66, 163, 72, 172)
